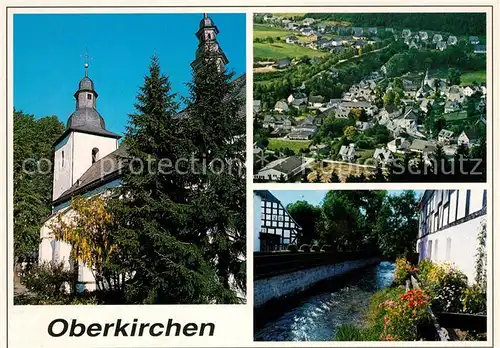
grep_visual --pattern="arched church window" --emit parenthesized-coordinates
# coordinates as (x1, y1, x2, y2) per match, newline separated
(92, 148, 99, 164)
(61, 151, 64, 167)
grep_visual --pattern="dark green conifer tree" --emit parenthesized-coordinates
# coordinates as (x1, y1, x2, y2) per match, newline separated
(110, 55, 226, 304)
(181, 50, 246, 303)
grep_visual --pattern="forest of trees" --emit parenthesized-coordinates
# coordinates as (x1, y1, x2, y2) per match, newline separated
(287, 190, 419, 258)
(305, 13, 486, 36)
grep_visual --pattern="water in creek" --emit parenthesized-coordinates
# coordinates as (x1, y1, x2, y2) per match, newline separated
(255, 261, 395, 341)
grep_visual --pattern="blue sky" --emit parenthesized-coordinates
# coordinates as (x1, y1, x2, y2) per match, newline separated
(14, 13, 246, 136)
(271, 190, 424, 207)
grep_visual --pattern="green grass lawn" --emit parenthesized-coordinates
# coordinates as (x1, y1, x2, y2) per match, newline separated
(254, 42, 327, 60)
(430, 69, 486, 86)
(357, 149, 375, 161)
(267, 138, 311, 154)
(460, 70, 486, 86)
(443, 110, 468, 122)
(254, 24, 292, 40)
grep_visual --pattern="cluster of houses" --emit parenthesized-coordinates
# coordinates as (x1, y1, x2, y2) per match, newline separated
(254, 63, 486, 180)
(366, 70, 485, 166)
(258, 14, 486, 61)
(254, 15, 486, 182)
(399, 30, 486, 54)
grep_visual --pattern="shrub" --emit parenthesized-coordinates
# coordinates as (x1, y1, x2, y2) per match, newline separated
(393, 257, 418, 286)
(426, 262, 468, 312)
(312, 245, 321, 252)
(416, 259, 434, 286)
(366, 287, 406, 335)
(460, 284, 486, 314)
(299, 244, 311, 252)
(380, 289, 431, 341)
(21, 262, 77, 298)
(14, 262, 101, 305)
(335, 324, 364, 341)
(287, 244, 298, 253)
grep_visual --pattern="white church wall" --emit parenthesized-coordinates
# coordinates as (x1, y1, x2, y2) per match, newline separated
(39, 207, 97, 291)
(78, 261, 97, 292)
(53, 133, 74, 201)
(72, 132, 118, 185)
(39, 224, 54, 264)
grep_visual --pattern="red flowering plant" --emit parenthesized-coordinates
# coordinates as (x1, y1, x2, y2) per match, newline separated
(380, 289, 431, 341)
(393, 257, 419, 286)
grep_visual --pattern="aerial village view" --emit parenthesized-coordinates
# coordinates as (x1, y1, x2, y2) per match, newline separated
(253, 13, 487, 183)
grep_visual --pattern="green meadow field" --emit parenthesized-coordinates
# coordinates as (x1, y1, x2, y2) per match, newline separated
(430, 69, 486, 85)
(459, 71, 486, 85)
(254, 42, 327, 60)
(267, 138, 312, 154)
(254, 24, 292, 40)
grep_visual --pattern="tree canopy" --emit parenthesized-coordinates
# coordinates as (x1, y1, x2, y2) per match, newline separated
(14, 110, 64, 263)
(289, 190, 419, 258)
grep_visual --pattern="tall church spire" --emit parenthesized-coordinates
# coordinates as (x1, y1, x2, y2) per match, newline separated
(191, 13, 229, 71)
(81, 49, 92, 77)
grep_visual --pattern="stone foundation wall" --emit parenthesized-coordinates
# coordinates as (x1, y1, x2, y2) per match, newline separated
(254, 257, 380, 308)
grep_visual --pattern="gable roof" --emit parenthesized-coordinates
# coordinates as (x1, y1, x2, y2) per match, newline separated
(262, 156, 305, 175)
(463, 129, 481, 140)
(254, 190, 302, 229)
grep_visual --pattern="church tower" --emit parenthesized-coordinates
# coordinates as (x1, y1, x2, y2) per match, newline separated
(190, 13, 229, 72)
(52, 59, 120, 202)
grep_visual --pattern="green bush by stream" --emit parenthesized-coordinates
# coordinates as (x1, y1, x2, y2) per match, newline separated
(335, 256, 487, 341)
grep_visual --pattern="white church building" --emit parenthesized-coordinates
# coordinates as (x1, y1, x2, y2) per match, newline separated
(38, 65, 124, 291)
(38, 14, 246, 292)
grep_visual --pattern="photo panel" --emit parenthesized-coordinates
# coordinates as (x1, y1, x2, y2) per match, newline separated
(252, 189, 488, 342)
(12, 12, 247, 306)
(252, 12, 488, 183)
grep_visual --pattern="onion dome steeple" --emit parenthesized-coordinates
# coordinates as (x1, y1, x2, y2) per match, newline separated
(191, 13, 229, 71)
(64, 52, 120, 139)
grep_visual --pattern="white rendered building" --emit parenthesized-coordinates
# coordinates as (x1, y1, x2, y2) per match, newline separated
(416, 189, 487, 284)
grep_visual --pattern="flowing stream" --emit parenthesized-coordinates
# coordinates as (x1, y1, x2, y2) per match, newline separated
(255, 261, 395, 341)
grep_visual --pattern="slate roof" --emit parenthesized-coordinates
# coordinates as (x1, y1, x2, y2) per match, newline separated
(261, 156, 304, 175)
(463, 129, 481, 140)
(55, 76, 121, 145)
(78, 77, 95, 91)
(287, 130, 315, 139)
(410, 139, 437, 152)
